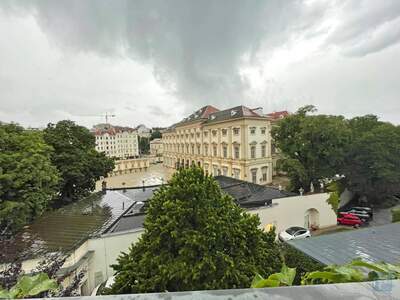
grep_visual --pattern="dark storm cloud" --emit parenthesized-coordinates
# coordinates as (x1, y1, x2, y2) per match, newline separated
(1, 0, 400, 126)
(0, 0, 327, 111)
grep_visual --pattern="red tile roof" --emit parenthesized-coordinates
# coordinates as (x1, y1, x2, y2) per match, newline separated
(266, 111, 289, 120)
(92, 125, 137, 136)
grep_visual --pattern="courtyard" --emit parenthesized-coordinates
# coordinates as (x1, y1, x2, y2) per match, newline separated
(96, 163, 175, 190)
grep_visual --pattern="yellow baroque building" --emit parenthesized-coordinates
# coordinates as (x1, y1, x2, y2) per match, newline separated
(163, 105, 275, 184)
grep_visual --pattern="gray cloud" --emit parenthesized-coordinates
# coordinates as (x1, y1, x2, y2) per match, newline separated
(0, 0, 400, 127)
(0, 0, 326, 112)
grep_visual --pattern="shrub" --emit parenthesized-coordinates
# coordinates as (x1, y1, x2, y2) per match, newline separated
(391, 207, 400, 223)
(109, 167, 282, 294)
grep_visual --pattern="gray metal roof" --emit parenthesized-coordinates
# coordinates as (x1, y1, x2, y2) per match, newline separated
(215, 176, 295, 207)
(34, 280, 400, 300)
(0, 189, 149, 263)
(288, 223, 400, 265)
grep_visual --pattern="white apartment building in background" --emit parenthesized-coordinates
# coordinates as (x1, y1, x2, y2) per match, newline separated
(163, 105, 277, 184)
(92, 124, 139, 159)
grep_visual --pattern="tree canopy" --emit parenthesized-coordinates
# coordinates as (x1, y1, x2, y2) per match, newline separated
(109, 167, 281, 294)
(0, 124, 59, 236)
(272, 106, 351, 191)
(273, 106, 400, 204)
(43, 120, 114, 205)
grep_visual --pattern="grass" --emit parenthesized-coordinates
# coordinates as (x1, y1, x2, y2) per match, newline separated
(391, 207, 400, 223)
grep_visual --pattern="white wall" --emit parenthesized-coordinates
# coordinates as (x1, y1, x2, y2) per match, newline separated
(249, 193, 337, 234)
(86, 229, 144, 293)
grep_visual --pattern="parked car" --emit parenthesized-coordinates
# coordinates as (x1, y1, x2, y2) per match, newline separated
(337, 212, 363, 227)
(278, 226, 311, 242)
(344, 209, 370, 222)
(91, 276, 115, 296)
(125, 201, 148, 216)
(351, 206, 373, 219)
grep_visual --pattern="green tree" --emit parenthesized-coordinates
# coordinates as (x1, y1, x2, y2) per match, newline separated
(43, 120, 114, 205)
(0, 124, 59, 235)
(138, 136, 150, 154)
(343, 116, 400, 203)
(272, 106, 351, 192)
(109, 167, 281, 294)
(150, 130, 162, 140)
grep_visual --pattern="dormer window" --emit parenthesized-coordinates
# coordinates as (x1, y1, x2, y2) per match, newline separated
(210, 115, 216, 120)
(231, 110, 237, 116)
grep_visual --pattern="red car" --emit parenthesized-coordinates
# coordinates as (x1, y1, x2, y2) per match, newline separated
(337, 212, 363, 227)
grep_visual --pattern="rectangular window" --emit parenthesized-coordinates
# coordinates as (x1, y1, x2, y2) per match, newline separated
(213, 165, 218, 176)
(261, 145, 266, 157)
(223, 145, 227, 158)
(271, 143, 276, 154)
(233, 168, 240, 179)
(213, 145, 217, 157)
(222, 167, 228, 176)
(197, 145, 201, 155)
(196, 132, 200, 138)
(250, 127, 256, 135)
(222, 129, 227, 136)
(251, 145, 256, 158)
(251, 169, 257, 184)
(233, 128, 240, 135)
(212, 130, 217, 137)
(261, 127, 266, 134)
(262, 167, 268, 182)
(234, 145, 240, 159)
(204, 144, 208, 156)
(204, 131, 208, 137)
(191, 145, 195, 154)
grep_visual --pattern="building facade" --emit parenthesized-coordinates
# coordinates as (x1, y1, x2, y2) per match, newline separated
(163, 105, 275, 184)
(150, 138, 163, 156)
(108, 158, 150, 176)
(92, 124, 139, 159)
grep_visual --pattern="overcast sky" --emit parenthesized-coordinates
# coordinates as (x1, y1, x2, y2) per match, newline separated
(1, 0, 400, 128)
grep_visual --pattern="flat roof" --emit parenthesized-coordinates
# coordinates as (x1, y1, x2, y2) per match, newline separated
(288, 223, 400, 265)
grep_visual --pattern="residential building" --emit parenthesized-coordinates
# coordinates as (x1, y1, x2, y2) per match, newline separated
(150, 138, 163, 156)
(92, 124, 139, 159)
(162, 105, 275, 184)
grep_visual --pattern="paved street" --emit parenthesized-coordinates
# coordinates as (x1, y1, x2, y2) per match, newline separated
(96, 164, 176, 190)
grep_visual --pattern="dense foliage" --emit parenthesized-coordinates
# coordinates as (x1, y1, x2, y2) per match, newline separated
(273, 106, 400, 204)
(272, 105, 351, 192)
(109, 167, 281, 294)
(252, 259, 400, 288)
(43, 120, 114, 205)
(280, 243, 323, 285)
(0, 253, 83, 298)
(0, 124, 59, 236)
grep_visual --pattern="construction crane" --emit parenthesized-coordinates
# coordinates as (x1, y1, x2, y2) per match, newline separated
(76, 112, 116, 124)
